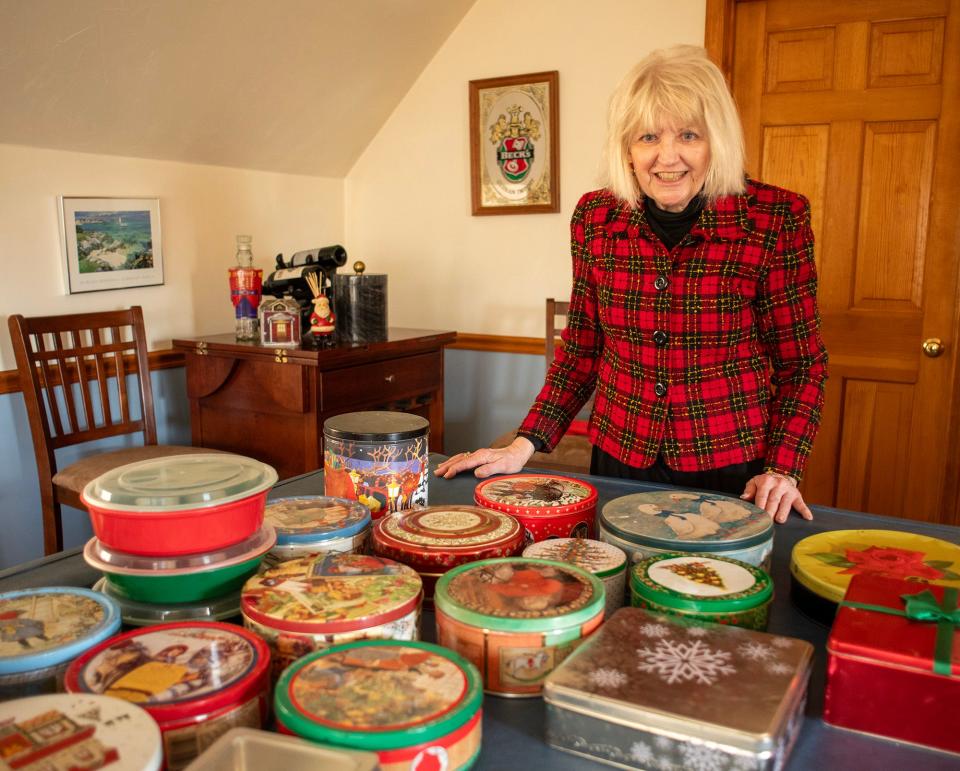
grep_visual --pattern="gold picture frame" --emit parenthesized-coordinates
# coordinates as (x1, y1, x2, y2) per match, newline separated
(469, 71, 559, 215)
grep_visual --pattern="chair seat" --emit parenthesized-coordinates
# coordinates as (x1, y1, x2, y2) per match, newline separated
(52, 445, 213, 497)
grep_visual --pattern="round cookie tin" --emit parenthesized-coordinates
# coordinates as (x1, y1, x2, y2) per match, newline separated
(630, 552, 774, 631)
(0, 587, 121, 700)
(0, 693, 163, 771)
(323, 411, 429, 518)
(372, 505, 525, 600)
(93, 578, 241, 627)
(275, 640, 483, 771)
(434, 558, 605, 697)
(473, 474, 598, 543)
(263, 495, 371, 568)
(81, 453, 277, 556)
(241, 552, 423, 678)
(790, 529, 960, 624)
(523, 538, 627, 618)
(64, 621, 270, 770)
(84, 525, 276, 603)
(600, 490, 774, 568)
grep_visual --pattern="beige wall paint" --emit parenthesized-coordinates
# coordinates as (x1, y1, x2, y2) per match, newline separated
(0, 143, 343, 369)
(345, 0, 707, 338)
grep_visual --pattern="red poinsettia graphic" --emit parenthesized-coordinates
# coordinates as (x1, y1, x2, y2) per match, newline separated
(839, 546, 945, 580)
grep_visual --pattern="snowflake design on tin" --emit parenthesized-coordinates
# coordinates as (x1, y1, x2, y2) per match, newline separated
(685, 625, 710, 637)
(765, 661, 794, 676)
(730, 755, 759, 771)
(654, 735, 674, 751)
(678, 743, 726, 771)
(630, 741, 655, 765)
(637, 639, 736, 685)
(771, 636, 793, 649)
(737, 641, 776, 661)
(655, 758, 678, 771)
(588, 667, 628, 689)
(638, 622, 672, 638)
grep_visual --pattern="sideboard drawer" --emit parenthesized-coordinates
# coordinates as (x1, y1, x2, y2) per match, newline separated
(319, 352, 442, 410)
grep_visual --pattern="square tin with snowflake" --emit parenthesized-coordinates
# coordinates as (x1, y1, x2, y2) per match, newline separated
(542, 607, 812, 770)
(824, 573, 960, 755)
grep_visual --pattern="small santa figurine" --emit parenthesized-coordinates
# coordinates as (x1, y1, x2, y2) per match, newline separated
(309, 294, 336, 336)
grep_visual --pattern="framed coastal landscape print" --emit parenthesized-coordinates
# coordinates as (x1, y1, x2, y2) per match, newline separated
(469, 70, 559, 215)
(59, 196, 164, 294)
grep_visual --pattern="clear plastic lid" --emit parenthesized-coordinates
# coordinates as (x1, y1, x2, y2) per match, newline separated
(93, 577, 242, 627)
(82, 453, 278, 511)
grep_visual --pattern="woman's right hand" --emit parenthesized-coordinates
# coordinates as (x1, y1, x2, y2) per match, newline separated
(434, 436, 536, 479)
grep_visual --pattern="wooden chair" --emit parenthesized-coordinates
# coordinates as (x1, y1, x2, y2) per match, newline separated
(9, 306, 206, 555)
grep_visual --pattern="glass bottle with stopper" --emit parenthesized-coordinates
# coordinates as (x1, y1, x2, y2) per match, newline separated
(229, 235, 263, 340)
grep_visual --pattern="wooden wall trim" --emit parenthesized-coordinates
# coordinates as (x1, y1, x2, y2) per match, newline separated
(0, 349, 186, 396)
(447, 333, 545, 356)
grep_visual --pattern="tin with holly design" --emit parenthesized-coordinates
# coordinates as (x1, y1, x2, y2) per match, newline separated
(435, 557, 605, 697)
(630, 553, 773, 631)
(274, 639, 483, 771)
(372, 505, 525, 600)
(473, 474, 598, 543)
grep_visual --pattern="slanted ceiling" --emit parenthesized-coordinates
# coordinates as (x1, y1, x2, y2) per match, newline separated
(0, 0, 476, 176)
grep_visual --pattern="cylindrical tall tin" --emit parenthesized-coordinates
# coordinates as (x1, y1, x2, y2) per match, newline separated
(372, 505, 525, 600)
(523, 538, 627, 618)
(600, 490, 774, 568)
(241, 552, 422, 678)
(0, 693, 163, 771)
(323, 412, 429, 519)
(630, 552, 774, 630)
(64, 622, 271, 771)
(275, 640, 483, 771)
(435, 557, 605, 697)
(0, 587, 121, 700)
(332, 271, 388, 344)
(262, 495, 371, 569)
(473, 474, 598, 543)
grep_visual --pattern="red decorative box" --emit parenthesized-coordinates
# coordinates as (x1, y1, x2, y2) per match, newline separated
(474, 474, 597, 543)
(824, 573, 960, 755)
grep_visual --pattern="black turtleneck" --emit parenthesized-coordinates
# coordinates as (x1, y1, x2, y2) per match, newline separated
(644, 194, 704, 250)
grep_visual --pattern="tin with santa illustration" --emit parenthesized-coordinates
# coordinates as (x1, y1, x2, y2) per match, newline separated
(600, 489, 774, 569)
(323, 411, 429, 519)
(63, 621, 271, 770)
(274, 639, 483, 771)
(434, 557, 605, 697)
(473, 474, 598, 543)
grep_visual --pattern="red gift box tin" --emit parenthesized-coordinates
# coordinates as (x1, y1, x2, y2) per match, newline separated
(824, 573, 960, 755)
(372, 505, 525, 599)
(64, 621, 271, 770)
(473, 474, 598, 543)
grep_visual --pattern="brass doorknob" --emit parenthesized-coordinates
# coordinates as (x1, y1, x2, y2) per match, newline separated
(922, 338, 945, 358)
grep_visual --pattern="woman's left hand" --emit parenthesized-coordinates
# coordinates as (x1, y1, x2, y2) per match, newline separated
(741, 473, 813, 523)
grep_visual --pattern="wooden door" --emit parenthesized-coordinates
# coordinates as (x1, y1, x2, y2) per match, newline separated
(713, 0, 960, 524)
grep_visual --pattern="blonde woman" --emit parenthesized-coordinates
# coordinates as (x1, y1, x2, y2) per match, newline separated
(438, 46, 827, 523)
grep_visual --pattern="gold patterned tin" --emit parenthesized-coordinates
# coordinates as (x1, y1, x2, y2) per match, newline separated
(544, 607, 813, 770)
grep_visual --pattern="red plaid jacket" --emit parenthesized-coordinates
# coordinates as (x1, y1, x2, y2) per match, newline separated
(518, 180, 828, 481)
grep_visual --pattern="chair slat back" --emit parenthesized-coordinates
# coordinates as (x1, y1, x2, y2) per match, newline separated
(545, 298, 570, 366)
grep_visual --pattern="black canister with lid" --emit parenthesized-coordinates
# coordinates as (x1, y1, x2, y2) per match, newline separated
(333, 261, 387, 343)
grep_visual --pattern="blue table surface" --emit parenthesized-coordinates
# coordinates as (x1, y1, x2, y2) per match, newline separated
(2, 455, 958, 770)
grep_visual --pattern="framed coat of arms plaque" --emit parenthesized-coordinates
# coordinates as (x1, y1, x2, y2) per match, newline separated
(469, 71, 559, 216)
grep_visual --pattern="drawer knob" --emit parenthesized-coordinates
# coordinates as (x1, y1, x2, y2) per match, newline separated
(385, 374, 396, 383)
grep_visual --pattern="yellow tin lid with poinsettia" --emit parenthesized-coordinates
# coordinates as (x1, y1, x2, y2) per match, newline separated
(790, 529, 960, 603)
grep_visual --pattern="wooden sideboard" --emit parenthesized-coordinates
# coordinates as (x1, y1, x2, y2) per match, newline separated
(172, 329, 456, 480)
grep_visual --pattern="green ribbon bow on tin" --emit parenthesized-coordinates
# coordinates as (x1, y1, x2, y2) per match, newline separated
(842, 587, 959, 677)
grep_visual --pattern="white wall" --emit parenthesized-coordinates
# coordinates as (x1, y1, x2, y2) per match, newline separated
(0, 143, 344, 369)
(345, 0, 706, 338)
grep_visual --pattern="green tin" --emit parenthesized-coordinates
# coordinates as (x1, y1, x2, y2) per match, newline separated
(630, 552, 773, 630)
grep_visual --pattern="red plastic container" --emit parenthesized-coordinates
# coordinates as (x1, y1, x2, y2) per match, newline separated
(81, 454, 277, 556)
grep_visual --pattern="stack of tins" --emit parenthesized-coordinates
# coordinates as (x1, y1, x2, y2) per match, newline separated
(0, 693, 163, 771)
(630, 552, 774, 631)
(240, 552, 423, 678)
(80, 454, 278, 626)
(322, 411, 429, 519)
(372, 505, 525, 601)
(599, 490, 774, 568)
(0, 587, 120, 699)
(262, 495, 372, 570)
(275, 640, 483, 771)
(523, 538, 627, 618)
(473, 474, 598, 543)
(64, 622, 271, 771)
(790, 529, 960, 625)
(543, 607, 813, 770)
(435, 558, 605, 696)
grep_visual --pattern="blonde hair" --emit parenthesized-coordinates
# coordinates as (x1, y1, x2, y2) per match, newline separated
(602, 46, 746, 206)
